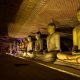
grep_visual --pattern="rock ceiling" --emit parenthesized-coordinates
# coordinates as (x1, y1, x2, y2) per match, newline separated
(8, 0, 80, 38)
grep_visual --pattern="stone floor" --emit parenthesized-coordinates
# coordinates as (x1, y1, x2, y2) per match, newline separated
(0, 53, 80, 80)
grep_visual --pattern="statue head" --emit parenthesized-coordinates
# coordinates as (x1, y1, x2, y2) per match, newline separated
(48, 23, 55, 34)
(77, 9, 80, 22)
(35, 32, 41, 40)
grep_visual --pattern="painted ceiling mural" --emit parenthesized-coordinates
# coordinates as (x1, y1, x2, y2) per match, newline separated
(8, 0, 80, 38)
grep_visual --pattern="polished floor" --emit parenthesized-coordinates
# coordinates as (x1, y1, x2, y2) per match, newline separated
(0, 53, 80, 80)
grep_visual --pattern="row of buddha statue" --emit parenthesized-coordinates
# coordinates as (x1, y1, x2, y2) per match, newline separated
(8, 10, 80, 63)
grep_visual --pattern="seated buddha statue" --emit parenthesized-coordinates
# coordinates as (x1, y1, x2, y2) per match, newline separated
(19, 40, 25, 52)
(47, 23, 60, 53)
(23, 38, 28, 52)
(9, 42, 13, 54)
(16, 42, 21, 56)
(57, 9, 80, 63)
(12, 41, 17, 56)
(35, 32, 43, 53)
(36, 23, 60, 62)
(26, 36, 34, 58)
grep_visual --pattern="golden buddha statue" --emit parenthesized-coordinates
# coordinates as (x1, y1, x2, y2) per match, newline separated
(47, 23, 60, 52)
(72, 9, 80, 55)
(43, 23, 60, 62)
(27, 36, 33, 52)
(36, 23, 60, 62)
(35, 32, 43, 53)
(19, 40, 24, 51)
(26, 36, 34, 58)
(23, 38, 28, 52)
(9, 42, 13, 54)
(57, 10, 80, 63)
